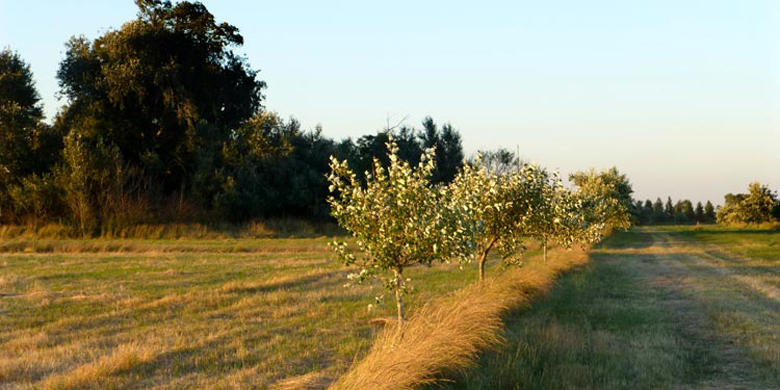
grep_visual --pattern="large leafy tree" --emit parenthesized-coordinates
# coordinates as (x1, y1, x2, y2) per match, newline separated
(56, 0, 265, 192)
(0, 49, 42, 177)
(716, 183, 777, 224)
(0, 49, 61, 220)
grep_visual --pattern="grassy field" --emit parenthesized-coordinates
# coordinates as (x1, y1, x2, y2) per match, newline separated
(0, 236, 493, 390)
(3, 226, 777, 390)
(436, 226, 780, 389)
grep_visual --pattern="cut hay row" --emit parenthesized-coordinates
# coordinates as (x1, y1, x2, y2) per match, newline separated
(274, 248, 589, 390)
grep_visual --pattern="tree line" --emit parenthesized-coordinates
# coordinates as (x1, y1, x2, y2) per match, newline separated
(629, 181, 780, 226)
(2, 1, 777, 236)
(0, 1, 467, 234)
(630, 197, 716, 225)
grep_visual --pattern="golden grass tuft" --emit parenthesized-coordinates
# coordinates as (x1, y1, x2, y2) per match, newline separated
(271, 371, 336, 390)
(40, 342, 159, 390)
(327, 249, 588, 390)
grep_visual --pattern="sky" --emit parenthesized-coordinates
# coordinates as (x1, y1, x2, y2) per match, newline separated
(1, 0, 779, 204)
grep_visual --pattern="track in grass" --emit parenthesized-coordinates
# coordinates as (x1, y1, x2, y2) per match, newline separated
(436, 226, 779, 390)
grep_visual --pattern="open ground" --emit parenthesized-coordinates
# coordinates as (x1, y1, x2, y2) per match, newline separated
(1, 225, 778, 390)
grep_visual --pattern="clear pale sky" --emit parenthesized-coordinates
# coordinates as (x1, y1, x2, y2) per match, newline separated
(1, 0, 778, 204)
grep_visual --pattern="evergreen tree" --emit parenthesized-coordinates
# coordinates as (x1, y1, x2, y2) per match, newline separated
(643, 199, 654, 224)
(704, 200, 716, 222)
(681, 200, 695, 223)
(664, 197, 675, 221)
(673, 200, 686, 223)
(419, 117, 464, 184)
(653, 197, 665, 223)
(694, 201, 704, 222)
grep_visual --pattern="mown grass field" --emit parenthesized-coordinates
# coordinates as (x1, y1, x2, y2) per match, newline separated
(3, 226, 778, 390)
(0, 237, 492, 389)
(437, 225, 780, 390)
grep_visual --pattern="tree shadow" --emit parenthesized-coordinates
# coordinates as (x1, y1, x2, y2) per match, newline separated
(594, 230, 655, 249)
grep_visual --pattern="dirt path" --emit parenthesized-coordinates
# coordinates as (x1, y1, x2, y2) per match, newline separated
(628, 230, 777, 389)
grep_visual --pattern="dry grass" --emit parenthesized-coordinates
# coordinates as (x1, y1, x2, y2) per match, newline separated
(40, 342, 160, 390)
(0, 219, 344, 241)
(328, 248, 589, 390)
(0, 238, 484, 389)
(1, 229, 590, 390)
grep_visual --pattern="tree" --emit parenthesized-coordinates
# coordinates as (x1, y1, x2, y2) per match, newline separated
(653, 198, 665, 223)
(529, 169, 597, 262)
(569, 167, 633, 231)
(419, 117, 464, 184)
(56, 0, 265, 193)
(675, 199, 694, 224)
(738, 182, 777, 224)
(7, 174, 58, 234)
(0, 49, 61, 220)
(717, 183, 777, 225)
(704, 200, 716, 223)
(643, 199, 654, 224)
(717, 193, 747, 224)
(664, 197, 674, 221)
(327, 137, 454, 329)
(475, 148, 520, 175)
(694, 201, 704, 222)
(446, 157, 530, 280)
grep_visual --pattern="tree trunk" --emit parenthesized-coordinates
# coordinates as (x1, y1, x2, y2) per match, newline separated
(478, 239, 497, 281)
(478, 251, 488, 281)
(543, 236, 548, 263)
(393, 267, 405, 331)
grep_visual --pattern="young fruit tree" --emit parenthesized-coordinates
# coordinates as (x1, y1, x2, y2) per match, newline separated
(569, 167, 633, 231)
(327, 137, 454, 330)
(523, 168, 592, 262)
(445, 156, 527, 281)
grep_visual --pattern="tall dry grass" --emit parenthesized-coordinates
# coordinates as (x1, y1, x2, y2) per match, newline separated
(325, 248, 589, 390)
(0, 218, 344, 240)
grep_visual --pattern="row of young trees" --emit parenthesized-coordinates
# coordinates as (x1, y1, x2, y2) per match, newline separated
(0, 1, 468, 233)
(327, 137, 633, 328)
(630, 197, 716, 225)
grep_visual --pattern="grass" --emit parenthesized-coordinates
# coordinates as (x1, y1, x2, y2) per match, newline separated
(433, 225, 780, 389)
(0, 219, 345, 240)
(0, 237, 483, 389)
(5, 225, 776, 390)
(329, 248, 589, 390)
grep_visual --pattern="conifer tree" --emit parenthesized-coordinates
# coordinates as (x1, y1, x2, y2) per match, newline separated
(704, 200, 716, 223)
(653, 198, 665, 223)
(664, 197, 675, 221)
(694, 201, 704, 222)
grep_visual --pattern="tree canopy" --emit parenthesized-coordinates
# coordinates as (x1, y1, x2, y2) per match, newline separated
(56, 0, 265, 191)
(717, 182, 778, 224)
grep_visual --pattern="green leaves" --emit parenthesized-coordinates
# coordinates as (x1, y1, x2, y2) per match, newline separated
(328, 142, 632, 317)
(327, 136, 453, 289)
(717, 182, 778, 224)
